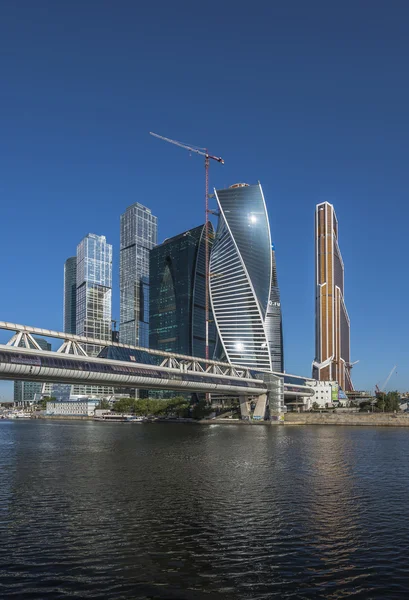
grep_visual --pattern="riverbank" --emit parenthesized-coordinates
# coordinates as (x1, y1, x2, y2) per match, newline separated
(24, 413, 409, 427)
(284, 412, 409, 427)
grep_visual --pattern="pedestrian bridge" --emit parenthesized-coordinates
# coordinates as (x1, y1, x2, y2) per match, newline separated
(0, 321, 314, 414)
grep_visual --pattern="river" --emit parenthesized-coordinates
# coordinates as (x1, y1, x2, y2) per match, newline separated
(0, 420, 408, 599)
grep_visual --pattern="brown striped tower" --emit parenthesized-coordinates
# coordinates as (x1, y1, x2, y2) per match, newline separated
(312, 202, 353, 391)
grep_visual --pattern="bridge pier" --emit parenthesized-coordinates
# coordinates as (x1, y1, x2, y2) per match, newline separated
(239, 375, 285, 421)
(252, 394, 267, 420)
(239, 396, 251, 420)
(263, 372, 285, 421)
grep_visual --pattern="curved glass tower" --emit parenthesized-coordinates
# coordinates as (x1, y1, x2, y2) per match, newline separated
(210, 183, 283, 371)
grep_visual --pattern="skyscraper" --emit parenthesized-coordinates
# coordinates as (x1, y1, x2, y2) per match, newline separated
(209, 183, 284, 371)
(265, 245, 284, 372)
(149, 224, 216, 357)
(120, 203, 157, 347)
(76, 233, 112, 356)
(312, 202, 353, 391)
(43, 236, 114, 402)
(64, 257, 77, 334)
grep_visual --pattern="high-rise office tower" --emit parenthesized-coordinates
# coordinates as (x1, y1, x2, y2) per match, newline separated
(14, 337, 52, 405)
(64, 257, 77, 334)
(149, 224, 216, 357)
(44, 236, 113, 401)
(265, 245, 284, 372)
(76, 233, 112, 356)
(209, 183, 284, 371)
(120, 203, 157, 347)
(312, 202, 353, 391)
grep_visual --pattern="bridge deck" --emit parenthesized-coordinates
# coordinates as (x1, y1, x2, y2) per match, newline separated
(0, 345, 268, 396)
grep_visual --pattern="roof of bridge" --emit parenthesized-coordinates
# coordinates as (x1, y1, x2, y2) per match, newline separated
(98, 346, 159, 365)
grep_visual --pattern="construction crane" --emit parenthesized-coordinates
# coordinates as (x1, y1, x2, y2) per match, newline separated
(150, 132, 224, 362)
(375, 365, 397, 395)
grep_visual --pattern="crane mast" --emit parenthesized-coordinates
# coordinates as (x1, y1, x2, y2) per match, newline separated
(149, 132, 224, 364)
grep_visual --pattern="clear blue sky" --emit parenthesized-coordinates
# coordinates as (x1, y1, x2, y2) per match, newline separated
(0, 0, 408, 399)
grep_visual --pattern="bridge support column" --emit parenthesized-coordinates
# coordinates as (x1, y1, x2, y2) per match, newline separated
(252, 394, 267, 420)
(262, 373, 285, 422)
(239, 396, 250, 420)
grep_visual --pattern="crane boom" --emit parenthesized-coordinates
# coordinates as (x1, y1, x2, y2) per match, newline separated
(381, 365, 397, 391)
(149, 132, 224, 163)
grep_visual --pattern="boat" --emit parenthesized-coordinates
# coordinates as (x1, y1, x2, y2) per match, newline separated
(4, 411, 32, 419)
(94, 413, 146, 423)
(129, 416, 146, 423)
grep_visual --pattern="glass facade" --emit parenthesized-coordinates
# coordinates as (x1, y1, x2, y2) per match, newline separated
(120, 203, 157, 346)
(210, 183, 284, 371)
(64, 257, 77, 334)
(149, 224, 216, 357)
(265, 246, 284, 372)
(76, 233, 112, 356)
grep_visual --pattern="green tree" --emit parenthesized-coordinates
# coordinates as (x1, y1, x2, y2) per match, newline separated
(134, 398, 148, 417)
(38, 396, 56, 410)
(97, 399, 111, 410)
(386, 391, 401, 412)
(191, 399, 212, 420)
(375, 397, 385, 412)
(377, 391, 401, 412)
(359, 400, 374, 412)
(164, 396, 190, 417)
(112, 398, 137, 413)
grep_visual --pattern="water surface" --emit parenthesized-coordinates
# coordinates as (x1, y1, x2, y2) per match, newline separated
(1, 420, 409, 599)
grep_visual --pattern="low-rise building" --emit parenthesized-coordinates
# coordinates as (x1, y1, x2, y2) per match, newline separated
(286, 380, 338, 411)
(309, 380, 335, 408)
(346, 390, 373, 404)
(46, 400, 99, 417)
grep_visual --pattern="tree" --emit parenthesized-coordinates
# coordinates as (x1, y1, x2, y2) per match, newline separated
(37, 396, 56, 410)
(97, 399, 111, 410)
(191, 399, 212, 419)
(376, 391, 400, 412)
(386, 391, 401, 412)
(134, 398, 148, 417)
(112, 398, 137, 413)
(359, 400, 373, 412)
(312, 402, 319, 411)
(165, 396, 190, 417)
(376, 397, 385, 412)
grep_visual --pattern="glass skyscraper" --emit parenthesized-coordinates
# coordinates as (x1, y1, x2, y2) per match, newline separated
(120, 203, 157, 347)
(209, 183, 284, 371)
(149, 224, 216, 357)
(265, 245, 284, 372)
(43, 236, 114, 401)
(313, 202, 353, 391)
(64, 256, 77, 334)
(76, 233, 112, 356)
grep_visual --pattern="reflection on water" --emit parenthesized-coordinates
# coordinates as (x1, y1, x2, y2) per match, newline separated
(1, 421, 409, 598)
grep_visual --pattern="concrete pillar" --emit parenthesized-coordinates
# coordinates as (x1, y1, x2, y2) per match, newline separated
(253, 394, 267, 420)
(239, 396, 250, 420)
